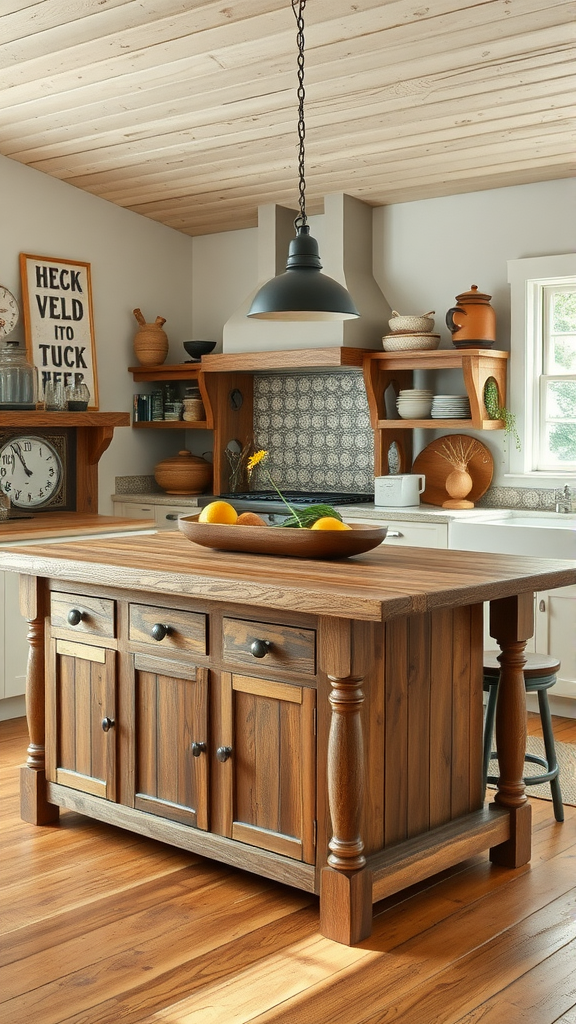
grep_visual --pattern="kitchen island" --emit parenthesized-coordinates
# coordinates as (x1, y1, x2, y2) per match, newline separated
(1, 531, 575, 945)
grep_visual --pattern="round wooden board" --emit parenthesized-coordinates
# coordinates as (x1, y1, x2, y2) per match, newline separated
(412, 434, 494, 507)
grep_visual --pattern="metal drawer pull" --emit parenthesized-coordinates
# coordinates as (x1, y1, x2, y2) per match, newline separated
(250, 638, 272, 659)
(216, 745, 232, 762)
(387, 531, 403, 538)
(166, 514, 180, 521)
(101, 717, 115, 732)
(191, 741, 207, 757)
(67, 608, 84, 626)
(151, 623, 171, 641)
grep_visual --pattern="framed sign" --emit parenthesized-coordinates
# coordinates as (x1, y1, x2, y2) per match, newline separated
(19, 253, 99, 409)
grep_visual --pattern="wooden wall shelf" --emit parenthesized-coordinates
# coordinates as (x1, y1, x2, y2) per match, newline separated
(200, 347, 370, 373)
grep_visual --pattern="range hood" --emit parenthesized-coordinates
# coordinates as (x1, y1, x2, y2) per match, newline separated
(222, 193, 391, 354)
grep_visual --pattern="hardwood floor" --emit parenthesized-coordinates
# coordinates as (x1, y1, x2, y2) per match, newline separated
(2, 713, 576, 1024)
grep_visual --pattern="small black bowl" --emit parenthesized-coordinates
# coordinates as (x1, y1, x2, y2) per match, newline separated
(183, 340, 216, 361)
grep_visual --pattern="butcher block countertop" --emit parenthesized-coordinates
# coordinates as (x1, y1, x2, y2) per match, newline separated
(1, 531, 574, 621)
(0, 512, 156, 544)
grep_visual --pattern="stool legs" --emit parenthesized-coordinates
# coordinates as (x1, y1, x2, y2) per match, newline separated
(536, 689, 564, 822)
(482, 684, 498, 790)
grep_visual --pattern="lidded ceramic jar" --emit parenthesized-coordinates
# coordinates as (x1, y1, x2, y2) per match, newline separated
(0, 340, 38, 408)
(132, 308, 169, 366)
(154, 450, 212, 495)
(445, 285, 496, 348)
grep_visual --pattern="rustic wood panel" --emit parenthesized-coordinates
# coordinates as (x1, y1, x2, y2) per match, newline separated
(0, 2, 571, 235)
(128, 603, 207, 656)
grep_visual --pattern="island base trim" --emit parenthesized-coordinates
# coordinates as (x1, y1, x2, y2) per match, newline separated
(45, 782, 317, 893)
(369, 806, 511, 903)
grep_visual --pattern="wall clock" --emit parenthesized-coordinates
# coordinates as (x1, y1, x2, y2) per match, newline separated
(0, 286, 20, 337)
(0, 429, 76, 511)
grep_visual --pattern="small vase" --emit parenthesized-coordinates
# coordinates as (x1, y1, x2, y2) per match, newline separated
(442, 467, 474, 509)
(133, 308, 168, 366)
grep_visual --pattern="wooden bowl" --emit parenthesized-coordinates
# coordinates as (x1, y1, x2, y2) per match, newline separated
(178, 515, 388, 559)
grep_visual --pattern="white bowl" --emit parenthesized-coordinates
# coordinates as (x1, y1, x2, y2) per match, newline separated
(388, 313, 436, 334)
(396, 401, 433, 419)
(382, 334, 440, 351)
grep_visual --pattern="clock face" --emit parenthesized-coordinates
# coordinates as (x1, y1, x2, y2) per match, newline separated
(0, 435, 63, 508)
(0, 286, 20, 337)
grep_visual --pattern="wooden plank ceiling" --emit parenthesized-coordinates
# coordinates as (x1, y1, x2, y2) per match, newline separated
(1, 0, 574, 237)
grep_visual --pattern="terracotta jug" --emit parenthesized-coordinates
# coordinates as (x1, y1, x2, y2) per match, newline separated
(133, 308, 169, 366)
(445, 285, 496, 349)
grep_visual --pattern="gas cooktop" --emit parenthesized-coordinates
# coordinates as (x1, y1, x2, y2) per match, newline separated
(217, 491, 373, 506)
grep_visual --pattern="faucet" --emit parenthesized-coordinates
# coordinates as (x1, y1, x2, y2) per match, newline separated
(555, 484, 574, 513)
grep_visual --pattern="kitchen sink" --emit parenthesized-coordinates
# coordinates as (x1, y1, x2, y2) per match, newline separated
(449, 511, 576, 560)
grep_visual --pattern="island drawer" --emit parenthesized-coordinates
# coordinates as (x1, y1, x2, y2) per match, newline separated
(50, 591, 116, 639)
(222, 617, 316, 675)
(128, 602, 207, 655)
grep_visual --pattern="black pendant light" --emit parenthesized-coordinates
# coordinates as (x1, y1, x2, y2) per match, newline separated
(247, 0, 359, 322)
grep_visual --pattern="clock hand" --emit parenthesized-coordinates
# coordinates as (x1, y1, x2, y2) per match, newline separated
(10, 443, 33, 478)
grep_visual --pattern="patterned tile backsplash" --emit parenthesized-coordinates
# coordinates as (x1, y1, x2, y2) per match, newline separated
(251, 370, 374, 492)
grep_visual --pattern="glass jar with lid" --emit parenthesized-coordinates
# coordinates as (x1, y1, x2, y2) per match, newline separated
(0, 340, 38, 409)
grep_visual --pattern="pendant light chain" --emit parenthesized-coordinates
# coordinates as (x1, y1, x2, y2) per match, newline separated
(292, 0, 307, 230)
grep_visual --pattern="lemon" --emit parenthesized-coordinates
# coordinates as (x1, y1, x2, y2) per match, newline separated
(198, 500, 238, 524)
(310, 517, 352, 531)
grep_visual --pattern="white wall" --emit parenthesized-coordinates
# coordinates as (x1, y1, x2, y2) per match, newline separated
(192, 177, 576, 485)
(0, 155, 194, 512)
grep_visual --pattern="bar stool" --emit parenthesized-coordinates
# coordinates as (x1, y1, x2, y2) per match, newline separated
(483, 651, 564, 822)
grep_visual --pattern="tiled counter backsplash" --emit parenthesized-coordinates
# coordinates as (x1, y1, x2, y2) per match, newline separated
(116, 369, 568, 511)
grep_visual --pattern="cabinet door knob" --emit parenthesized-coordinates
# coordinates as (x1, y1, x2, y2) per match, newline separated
(250, 639, 271, 659)
(101, 717, 115, 732)
(539, 599, 546, 612)
(67, 608, 83, 626)
(151, 623, 171, 641)
(166, 514, 180, 521)
(387, 531, 403, 538)
(216, 745, 232, 762)
(191, 741, 206, 757)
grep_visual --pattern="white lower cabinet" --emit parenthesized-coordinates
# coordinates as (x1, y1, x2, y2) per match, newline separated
(113, 500, 197, 530)
(534, 584, 576, 700)
(348, 518, 448, 548)
(0, 569, 30, 714)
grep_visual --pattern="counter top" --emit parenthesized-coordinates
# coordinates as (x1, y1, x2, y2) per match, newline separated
(0, 512, 156, 545)
(1, 531, 574, 622)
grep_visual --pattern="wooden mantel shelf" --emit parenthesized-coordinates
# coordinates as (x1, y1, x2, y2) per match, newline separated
(200, 347, 371, 372)
(0, 411, 130, 427)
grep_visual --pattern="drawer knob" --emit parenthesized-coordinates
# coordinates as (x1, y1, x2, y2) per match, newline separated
(151, 623, 171, 642)
(191, 741, 206, 757)
(216, 745, 232, 763)
(101, 717, 115, 732)
(387, 531, 403, 538)
(250, 638, 271, 659)
(67, 608, 84, 626)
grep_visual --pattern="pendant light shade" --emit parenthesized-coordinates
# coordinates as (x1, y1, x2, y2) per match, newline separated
(247, 225, 359, 321)
(247, 1, 359, 323)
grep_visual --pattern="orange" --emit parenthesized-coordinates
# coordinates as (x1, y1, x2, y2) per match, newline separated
(310, 517, 352, 531)
(198, 500, 238, 524)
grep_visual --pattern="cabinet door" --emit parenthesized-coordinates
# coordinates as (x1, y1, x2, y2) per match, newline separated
(220, 673, 316, 863)
(46, 638, 117, 799)
(134, 654, 209, 828)
(535, 585, 576, 699)
(1, 569, 29, 700)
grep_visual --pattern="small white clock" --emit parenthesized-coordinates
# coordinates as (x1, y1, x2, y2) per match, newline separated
(0, 286, 20, 337)
(0, 435, 63, 508)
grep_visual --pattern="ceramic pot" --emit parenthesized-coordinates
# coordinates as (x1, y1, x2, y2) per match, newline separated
(445, 285, 496, 348)
(133, 308, 169, 366)
(154, 450, 212, 494)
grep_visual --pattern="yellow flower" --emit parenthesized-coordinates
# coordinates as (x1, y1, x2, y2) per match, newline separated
(247, 449, 268, 472)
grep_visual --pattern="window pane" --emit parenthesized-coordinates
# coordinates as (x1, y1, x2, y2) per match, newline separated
(546, 379, 576, 418)
(546, 422, 576, 464)
(552, 335, 576, 372)
(552, 290, 576, 332)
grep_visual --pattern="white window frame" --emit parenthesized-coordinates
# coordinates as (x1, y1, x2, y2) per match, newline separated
(507, 253, 576, 486)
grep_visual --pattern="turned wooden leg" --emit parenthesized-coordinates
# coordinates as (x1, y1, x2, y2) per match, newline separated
(19, 575, 58, 825)
(319, 618, 372, 945)
(488, 594, 532, 867)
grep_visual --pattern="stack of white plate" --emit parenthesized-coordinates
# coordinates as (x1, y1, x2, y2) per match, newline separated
(397, 389, 433, 419)
(431, 395, 471, 419)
